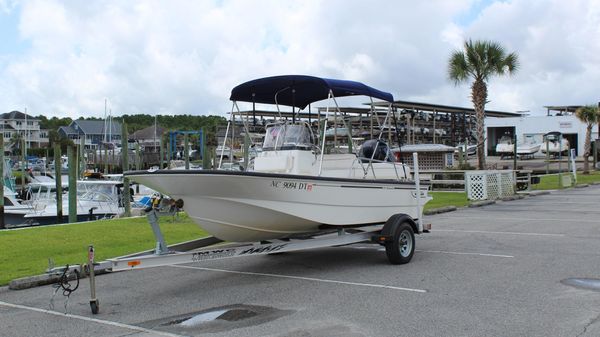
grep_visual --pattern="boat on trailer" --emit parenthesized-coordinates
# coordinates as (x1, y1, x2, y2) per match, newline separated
(126, 75, 431, 251)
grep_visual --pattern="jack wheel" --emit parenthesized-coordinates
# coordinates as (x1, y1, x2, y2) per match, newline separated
(90, 299, 99, 315)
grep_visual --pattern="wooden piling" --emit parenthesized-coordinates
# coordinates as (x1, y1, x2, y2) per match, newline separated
(0, 137, 4, 229)
(184, 133, 190, 170)
(67, 145, 77, 223)
(122, 123, 131, 217)
(80, 137, 85, 178)
(20, 137, 25, 194)
(54, 145, 63, 223)
(159, 138, 165, 169)
(202, 128, 210, 169)
(135, 142, 141, 170)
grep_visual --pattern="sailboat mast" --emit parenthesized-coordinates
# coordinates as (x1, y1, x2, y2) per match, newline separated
(24, 107, 27, 161)
(103, 99, 108, 143)
(109, 109, 112, 144)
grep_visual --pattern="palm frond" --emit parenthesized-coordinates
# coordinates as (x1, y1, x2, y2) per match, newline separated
(448, 51, 470, 84)
(576, 105, 600, 125)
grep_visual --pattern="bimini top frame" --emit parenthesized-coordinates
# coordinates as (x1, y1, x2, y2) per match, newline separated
(229, 75, 393, 109)
(221, 75, 396, 173)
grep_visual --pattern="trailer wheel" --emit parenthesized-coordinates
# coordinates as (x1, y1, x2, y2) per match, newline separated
(385, 222, 415, 265)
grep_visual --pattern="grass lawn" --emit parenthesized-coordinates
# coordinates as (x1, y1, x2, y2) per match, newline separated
(533, 171, 600, 190)
(425, 192, 469, 210)
(0, 214, 207, 286)
(0, 190, 484, 286)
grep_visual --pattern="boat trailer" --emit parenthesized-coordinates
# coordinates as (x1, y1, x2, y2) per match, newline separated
(46, 206, 430, 315)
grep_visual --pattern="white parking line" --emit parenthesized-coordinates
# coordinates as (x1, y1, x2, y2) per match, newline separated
(0, 301, 184, 337)
(434, 229, 566, 237)
(171, 265, 427, 293)
(434, 215, 598, 224)
(353, 246, 513, 258)
(416, 249, 513, 258)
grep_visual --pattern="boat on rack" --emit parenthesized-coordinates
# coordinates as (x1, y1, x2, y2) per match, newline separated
(541, 131, 569, 156)
(517, 143, 541, 158)
(495, 135, 514, 158)
(126, 75, 431, 243)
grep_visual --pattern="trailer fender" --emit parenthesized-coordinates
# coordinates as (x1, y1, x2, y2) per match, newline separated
(373, 214, 418, 245)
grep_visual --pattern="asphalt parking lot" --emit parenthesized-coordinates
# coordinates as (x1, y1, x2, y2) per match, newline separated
(1, 185, 600, 337)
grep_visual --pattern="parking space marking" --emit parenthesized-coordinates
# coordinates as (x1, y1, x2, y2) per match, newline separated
(352, 246, 513, 258)
(0, 301, 184, 337)
(434, 229, 565, 237)
(434, 215, 598, 224)
(415, 249, 513, 258)
(172, 265, 427, 293)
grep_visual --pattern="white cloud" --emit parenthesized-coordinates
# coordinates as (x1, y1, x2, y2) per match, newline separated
(0, 0, 598, 118)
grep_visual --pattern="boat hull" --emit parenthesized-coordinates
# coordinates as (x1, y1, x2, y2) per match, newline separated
(516, 144, 541, 155)
(126, 170, 430, 242)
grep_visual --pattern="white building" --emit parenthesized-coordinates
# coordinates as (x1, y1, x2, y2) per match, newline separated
(486, 111, 598, 156)
(1, 111, 50, 152)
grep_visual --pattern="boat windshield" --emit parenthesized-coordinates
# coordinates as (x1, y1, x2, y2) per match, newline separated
(263, 124, 313, 151)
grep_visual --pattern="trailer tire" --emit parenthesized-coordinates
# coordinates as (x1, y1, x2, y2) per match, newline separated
(385, 222, 415, 265)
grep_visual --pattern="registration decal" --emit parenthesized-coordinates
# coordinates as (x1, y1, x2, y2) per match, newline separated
(271, 180, 313, 191)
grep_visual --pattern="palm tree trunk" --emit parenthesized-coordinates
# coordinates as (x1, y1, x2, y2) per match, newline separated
(583, 124, 592, 174)
(471, 79, 488, 170)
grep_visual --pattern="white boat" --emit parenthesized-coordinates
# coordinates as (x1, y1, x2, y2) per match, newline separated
(48, 155, 69, 171)
(541, 131, 569, 155)
(126, 75, 431, 243)
(4, 180, 125, 227)
(455, 143, 476, 156)
(516, 143, 541, 157)
(495, 135, 514, 158)
(216, 145, 234, 159)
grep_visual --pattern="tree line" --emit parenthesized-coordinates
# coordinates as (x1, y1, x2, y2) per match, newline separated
(17, 114, 227, 157)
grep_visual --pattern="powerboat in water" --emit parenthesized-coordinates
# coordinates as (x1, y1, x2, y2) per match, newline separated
(4, 180, 126, 227)
(126, 75, 431, 243)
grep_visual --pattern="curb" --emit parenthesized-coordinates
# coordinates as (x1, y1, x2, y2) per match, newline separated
(575, 184, 589, 188)
(9, 267, 110, 291)
(526, 190, 551, 196)
(8, 236, 221, 291)
(499, 195, 526, 201)
(424, 206, 457, 215)
(468, 200, 496, 208)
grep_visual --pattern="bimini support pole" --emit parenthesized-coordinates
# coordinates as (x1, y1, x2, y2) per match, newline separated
(318, 90, 333, 176)
(413, 152, 423, 232)
(330, 95, 354, 154)
(218, 103, 234, 169)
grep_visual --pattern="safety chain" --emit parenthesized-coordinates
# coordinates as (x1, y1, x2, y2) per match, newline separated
(49, 265, 80, 314)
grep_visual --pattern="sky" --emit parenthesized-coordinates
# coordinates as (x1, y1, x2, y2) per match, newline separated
(0, 0, 599, 118)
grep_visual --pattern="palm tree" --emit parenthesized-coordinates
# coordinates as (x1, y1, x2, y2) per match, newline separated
(9, 132, 23, 156)
(575, 105, 600, 174)
(448, 40, 519, 169)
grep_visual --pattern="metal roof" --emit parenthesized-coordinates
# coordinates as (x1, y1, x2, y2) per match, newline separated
(71, 119, 122, 135)
(372, 100, 523, 118)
